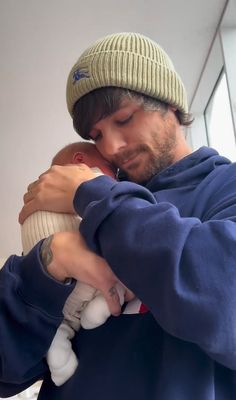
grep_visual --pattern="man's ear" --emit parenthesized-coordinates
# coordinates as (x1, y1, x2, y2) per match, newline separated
(169, 105, 177, 112)
(72, 152, 84, 164)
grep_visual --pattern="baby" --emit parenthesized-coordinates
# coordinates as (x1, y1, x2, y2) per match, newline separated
(21, 142, 126, 386)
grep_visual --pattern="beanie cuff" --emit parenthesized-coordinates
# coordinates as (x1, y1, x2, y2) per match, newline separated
(66, 33, 188, 117)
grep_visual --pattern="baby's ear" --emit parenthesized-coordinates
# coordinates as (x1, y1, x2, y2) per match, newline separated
(72, 152, 84, 164)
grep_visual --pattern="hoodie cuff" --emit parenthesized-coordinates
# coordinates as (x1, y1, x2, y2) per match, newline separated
(16, 241, 76, 318)
(73, 175, 117, 218)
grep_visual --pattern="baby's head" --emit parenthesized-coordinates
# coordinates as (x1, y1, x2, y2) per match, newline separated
(52, 142, 116, 178)
(21, 142, 116, 255)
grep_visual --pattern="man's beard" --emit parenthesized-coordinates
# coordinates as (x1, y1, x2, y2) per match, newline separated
(115, 131, 177, 185)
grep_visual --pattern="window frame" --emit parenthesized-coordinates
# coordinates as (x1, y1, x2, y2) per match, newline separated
(189, 0, 236, 153)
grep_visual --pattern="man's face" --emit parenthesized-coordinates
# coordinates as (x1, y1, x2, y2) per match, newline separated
(88, 98, 180, 184)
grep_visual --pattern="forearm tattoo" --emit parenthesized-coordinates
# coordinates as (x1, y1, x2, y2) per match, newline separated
(109, 286, 117, 297)
(40, 235, 54, 268)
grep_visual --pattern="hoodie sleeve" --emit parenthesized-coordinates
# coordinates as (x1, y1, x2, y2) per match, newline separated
(74, 174, 236, 371)
(0, 241, 75, 397)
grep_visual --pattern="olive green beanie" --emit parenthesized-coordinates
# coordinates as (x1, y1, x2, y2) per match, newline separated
(66, 32, 188, 117)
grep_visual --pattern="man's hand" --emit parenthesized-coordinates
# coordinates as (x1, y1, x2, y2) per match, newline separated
(40, 230, 124, 316)
(19, 164, 96, 224)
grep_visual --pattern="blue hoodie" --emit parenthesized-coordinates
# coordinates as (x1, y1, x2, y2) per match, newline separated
(1, 147, 236, 399)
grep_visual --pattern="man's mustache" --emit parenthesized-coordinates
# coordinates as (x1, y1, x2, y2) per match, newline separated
(113, 144, 148, 166)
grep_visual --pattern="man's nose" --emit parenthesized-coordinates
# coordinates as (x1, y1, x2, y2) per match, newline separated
(102, 130, 127, 158)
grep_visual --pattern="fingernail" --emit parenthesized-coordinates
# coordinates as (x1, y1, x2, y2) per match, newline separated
(113, 311, 121, 317)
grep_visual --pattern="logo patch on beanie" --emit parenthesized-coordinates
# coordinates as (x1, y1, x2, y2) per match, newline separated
(72, 68, 90, 84)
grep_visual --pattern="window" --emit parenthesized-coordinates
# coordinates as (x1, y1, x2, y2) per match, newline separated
(190, 0, 236, 158)
(205, 71, 236, 161)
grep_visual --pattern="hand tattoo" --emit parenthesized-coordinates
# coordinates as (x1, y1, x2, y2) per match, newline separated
(40, 235, 54, 268)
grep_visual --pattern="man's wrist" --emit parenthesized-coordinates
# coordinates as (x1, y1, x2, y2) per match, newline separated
(40, 235, 69, 283)
(40, 235, 54, 269)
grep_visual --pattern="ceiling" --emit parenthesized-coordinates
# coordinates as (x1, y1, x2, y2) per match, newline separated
(0, 0, 228, 257)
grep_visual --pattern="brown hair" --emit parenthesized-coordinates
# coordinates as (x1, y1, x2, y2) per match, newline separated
(72, 87, 193, 140)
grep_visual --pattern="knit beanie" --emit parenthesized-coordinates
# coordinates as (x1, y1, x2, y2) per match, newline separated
(66, 32, 188, 117)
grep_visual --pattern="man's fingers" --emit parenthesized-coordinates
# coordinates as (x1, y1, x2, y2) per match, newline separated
(18, 201, 39, 224)
(23, 191, 35, 204)
(123, 286, 135, 302)
(102, 284, 121, 317)
(19, 164, 94, 224)
(27, 180, 38, 192)
(38, 166, 53, 179)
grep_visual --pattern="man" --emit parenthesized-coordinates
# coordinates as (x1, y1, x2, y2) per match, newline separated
(1, 32, 236, 399)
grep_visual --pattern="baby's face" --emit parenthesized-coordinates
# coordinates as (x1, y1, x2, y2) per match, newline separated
(84, 149, 116, 178)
